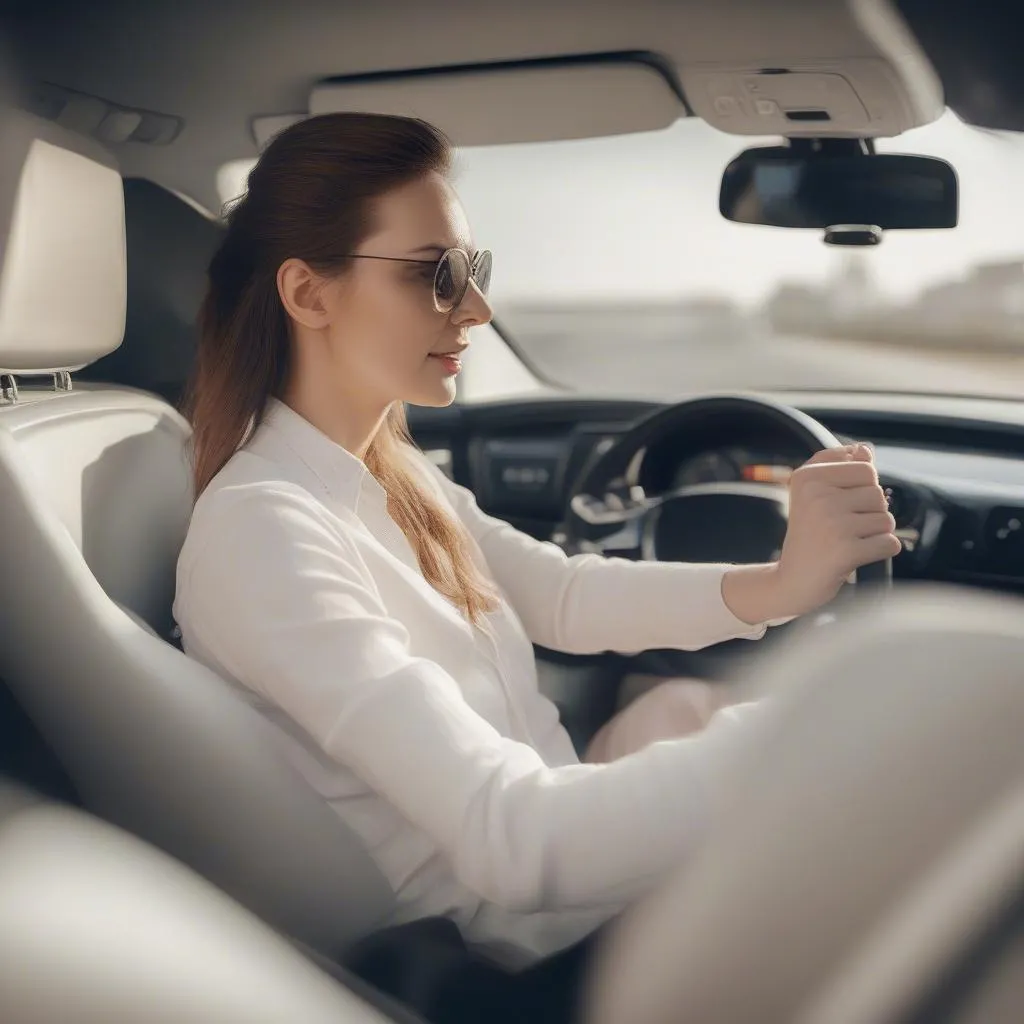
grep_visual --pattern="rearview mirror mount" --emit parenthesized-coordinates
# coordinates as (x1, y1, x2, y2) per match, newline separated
(719, 138, 958, 245)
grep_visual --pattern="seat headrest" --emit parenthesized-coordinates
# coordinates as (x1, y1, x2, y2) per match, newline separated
(79, 178, 224, 406)
(0, 111, 125, 376)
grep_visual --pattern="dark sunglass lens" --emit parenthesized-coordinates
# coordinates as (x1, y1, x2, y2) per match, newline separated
(433, 250, 470, 312)
(473, 250, 493, 295)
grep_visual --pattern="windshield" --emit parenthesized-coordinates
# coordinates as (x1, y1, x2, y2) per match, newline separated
(219, 112, 1024, 400)
(451, 111, 1024, 399)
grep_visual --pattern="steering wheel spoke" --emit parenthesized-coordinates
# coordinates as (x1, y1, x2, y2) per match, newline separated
(567, 487, 660, 542)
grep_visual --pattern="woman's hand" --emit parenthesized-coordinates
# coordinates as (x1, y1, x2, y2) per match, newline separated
(722, 444, 902, 624)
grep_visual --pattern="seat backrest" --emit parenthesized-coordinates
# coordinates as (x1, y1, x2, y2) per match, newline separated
(0, 110, 394, 958)
(587, 585, 1024, 1024)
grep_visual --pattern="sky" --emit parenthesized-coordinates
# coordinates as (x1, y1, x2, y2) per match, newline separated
(221, 110, 1024, 309)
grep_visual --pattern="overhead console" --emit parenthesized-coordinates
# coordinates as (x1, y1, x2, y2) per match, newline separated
(681, 0, 943, 139)
(682, 61, 938, 139)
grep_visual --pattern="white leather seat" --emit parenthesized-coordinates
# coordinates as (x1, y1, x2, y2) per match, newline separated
(0, 110, 394, 958)
(0, 782, 402, 1024)
(587, 585, 1024, 1023)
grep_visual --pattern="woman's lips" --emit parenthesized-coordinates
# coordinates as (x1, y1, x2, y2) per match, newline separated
(429, 353, 463, 375)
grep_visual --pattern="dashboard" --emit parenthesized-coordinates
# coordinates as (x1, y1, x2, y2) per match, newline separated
(644, 438, 1024, 495)
(407, 388, 1024, 725)
(407, 389, 1024, 593)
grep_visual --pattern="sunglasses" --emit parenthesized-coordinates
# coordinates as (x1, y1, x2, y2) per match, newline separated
(343, 247, 493, 314)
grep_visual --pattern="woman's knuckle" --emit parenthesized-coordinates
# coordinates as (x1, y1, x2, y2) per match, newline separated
(791, 465, 813, 487)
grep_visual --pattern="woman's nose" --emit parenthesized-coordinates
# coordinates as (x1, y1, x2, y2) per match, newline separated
(452, 279, 493, 327)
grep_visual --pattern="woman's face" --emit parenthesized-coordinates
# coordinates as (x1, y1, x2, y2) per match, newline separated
(293, 172, 493, 413)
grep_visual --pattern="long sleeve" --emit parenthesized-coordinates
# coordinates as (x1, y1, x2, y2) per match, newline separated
(179, 483, 765, 916)
(428, 464, 770, 655)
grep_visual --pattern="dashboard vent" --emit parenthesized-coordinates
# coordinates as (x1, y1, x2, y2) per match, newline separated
(472, 436, 571, 516)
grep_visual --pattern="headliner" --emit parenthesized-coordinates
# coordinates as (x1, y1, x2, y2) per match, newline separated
(7, 0, 930, 211)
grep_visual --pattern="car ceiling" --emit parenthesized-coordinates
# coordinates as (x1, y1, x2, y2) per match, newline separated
(6, 0, 926, 212)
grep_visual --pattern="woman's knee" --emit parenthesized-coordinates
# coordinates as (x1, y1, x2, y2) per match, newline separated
(584, 679, 726, 763)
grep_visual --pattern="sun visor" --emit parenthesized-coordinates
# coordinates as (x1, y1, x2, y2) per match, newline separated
(252, 58, 684, 150)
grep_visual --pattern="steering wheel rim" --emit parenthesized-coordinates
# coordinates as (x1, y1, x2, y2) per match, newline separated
(565, 394, 893, 587)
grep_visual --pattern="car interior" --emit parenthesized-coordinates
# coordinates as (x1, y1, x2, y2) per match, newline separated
(2, 1, 1024, 1020)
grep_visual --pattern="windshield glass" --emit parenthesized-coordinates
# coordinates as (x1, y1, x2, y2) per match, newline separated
(451, 111, 1024, 399)
(219, 112, 1024, 400)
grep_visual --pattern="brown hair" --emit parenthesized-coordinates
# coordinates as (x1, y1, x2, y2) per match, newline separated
(183, 112, 497, 623)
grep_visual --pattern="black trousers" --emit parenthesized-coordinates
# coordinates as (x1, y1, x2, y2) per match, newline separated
(345, 917, 602, 1024)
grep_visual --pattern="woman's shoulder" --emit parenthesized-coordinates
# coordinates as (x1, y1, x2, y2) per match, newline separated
(213, 488, 349, 543)
(195, 448, 316, 517)
(182, 451, 357, 570)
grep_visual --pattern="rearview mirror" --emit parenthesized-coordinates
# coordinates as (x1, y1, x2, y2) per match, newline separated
(719, 146, 958, 234)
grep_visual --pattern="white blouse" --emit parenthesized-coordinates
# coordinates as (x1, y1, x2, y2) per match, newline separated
(173, 398, 773, 964)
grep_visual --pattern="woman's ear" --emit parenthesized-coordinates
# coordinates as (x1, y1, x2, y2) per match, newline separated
(277, 258, 331, 330)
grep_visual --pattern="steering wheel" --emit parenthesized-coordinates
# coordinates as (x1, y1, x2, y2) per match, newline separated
(564, 394, 893, 588)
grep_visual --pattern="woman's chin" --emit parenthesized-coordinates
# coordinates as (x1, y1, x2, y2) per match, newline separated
(405, 379, 458, 408)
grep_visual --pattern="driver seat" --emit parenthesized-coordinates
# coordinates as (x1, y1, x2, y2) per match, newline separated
(0, 111, 394, 958)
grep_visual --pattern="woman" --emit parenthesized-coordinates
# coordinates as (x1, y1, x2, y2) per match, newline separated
(173, 112, 900, 1021)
